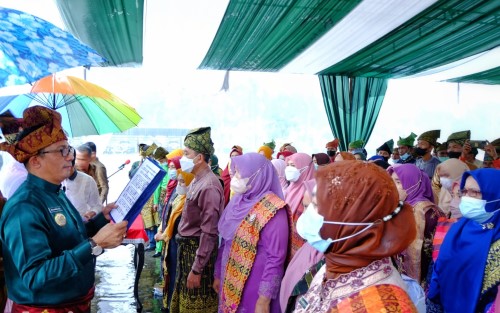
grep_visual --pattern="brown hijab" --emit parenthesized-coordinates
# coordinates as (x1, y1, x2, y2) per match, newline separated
(316, 161, 416, 276)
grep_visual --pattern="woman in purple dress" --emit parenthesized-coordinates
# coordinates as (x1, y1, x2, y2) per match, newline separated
(214, 153, 290, 313)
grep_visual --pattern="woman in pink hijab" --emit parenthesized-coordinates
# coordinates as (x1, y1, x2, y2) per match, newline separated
(280, 179, 324, 312)
(284, 153, 315, 258)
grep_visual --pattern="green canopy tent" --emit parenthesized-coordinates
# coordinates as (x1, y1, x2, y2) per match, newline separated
(198, 0, 500, 148)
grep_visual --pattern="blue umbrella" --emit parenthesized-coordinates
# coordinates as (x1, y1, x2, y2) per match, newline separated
(0, 7, 106, 88)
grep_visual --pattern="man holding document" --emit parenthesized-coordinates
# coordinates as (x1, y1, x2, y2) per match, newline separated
(170, 127, 224, 313)
(0, 106, 127, 312)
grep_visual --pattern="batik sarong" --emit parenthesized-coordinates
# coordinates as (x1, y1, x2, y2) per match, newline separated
(170, 235, 218, 313)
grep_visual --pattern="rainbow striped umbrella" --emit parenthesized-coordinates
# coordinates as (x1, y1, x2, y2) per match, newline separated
(0, 75, 141, 137)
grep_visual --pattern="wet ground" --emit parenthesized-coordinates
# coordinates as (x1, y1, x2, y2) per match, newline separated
(91, 245, 163, 313)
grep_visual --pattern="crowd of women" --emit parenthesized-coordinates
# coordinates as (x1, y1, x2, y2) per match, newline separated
(140, 135, 499, 313)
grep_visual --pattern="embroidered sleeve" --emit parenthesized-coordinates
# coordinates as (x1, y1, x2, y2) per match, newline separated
(259, 275, 282, 299)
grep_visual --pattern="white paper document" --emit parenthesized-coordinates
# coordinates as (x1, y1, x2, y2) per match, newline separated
(111, 158, 162, 223)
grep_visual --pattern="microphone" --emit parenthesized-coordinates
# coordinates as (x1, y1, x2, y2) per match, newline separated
(108, 160, 131, 179)
(118, 159, 131, 170)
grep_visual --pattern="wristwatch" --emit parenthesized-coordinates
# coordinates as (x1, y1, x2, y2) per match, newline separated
(89, 238, 104, 256)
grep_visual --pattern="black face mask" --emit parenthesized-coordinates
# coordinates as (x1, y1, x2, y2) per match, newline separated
(382, 156, 389, 162)
(327, 150, 336, 157)
(414, 147, 428, 157)
(448, 151, 462, 159)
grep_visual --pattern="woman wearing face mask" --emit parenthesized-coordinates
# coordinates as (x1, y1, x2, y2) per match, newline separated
(214, 153, 290, 313)
(432, 158, 469, 216)
(294, 161, 417, 312)
(221, 145, 243, 208)
(311, 153, 330, 170)
(279, 182, 325, 313)
(427, 168, 500, 313)
(284, 153, 315, 258)
(388, 164, 443, 290)
(157, 170, 195, 313)
(153, 157, 182, 255)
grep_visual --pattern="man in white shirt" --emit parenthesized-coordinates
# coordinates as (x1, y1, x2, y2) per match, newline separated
(63, 163, 103, 221)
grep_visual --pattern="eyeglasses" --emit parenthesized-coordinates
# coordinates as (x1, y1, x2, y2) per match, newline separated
(459, 188, 482, 198)
(39, 146, 74, 158)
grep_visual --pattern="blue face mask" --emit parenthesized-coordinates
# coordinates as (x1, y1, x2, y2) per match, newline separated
(296, 203, 402, 253)
(400, 153, 410, 161)
(169, 169, 178, 180)
(314, 164, 319, 171)
(459, 197, 500, 224)
(439, 157, 449, 162)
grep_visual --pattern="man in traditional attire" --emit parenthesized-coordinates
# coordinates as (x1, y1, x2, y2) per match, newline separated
(325, 139, 339, 162)
(170, 127, 224, 313)
(415, 130, 441, 178)
(376, 139, 394, 162)
(0, 106, 127, 312)
(347, 139, 365, 153)
(396, 132, 417, 164)
(85, 141, 109, 204)
(446, 130, 477, 170)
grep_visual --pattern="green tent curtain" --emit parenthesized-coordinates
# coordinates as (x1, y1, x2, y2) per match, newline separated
(319, 75, 388, 151)
(199, 0, 362, 71)
(446, 66, 500, 85)
(56, 0, 144, 67)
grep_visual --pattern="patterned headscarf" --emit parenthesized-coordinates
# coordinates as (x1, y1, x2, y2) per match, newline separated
(0, 106, 67, 163)
(153, 146, 168, 160)
(184, 127, 214, 155)
(144, 143, 157, 157)
(316, 161, 416, 276)
(0, 111, 23, 144)
(446, 130, 470, 147)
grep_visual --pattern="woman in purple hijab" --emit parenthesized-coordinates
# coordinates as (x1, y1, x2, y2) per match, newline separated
(215, 153, 290, 313)
(388, 164, 444, 290)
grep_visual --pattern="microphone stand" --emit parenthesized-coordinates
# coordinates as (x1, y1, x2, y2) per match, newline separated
(108, 164, 127, 179)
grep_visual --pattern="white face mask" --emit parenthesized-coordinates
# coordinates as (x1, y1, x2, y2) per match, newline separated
(285, 166, 305, 182)
(180, 155, 196, 173)
(397, 187, 408, 202)
(176, 185, 187, 196)
(296, 202, 403, 253)
(230, 176, 249, 194)
(229, 168, 261, 194)
(459, 196, 500, 224)
(169, 169, 178, 180)
(440, 177, 453, 192)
